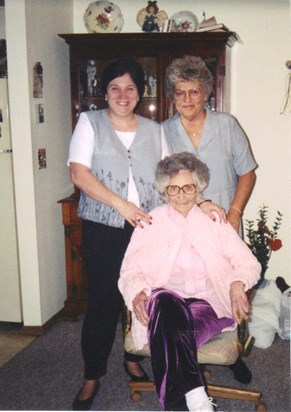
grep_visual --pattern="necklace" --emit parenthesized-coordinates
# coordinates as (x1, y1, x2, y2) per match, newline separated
(182, 112, 206, 140)
(189, 125, 204, 150)
(185, 120, 204, 138)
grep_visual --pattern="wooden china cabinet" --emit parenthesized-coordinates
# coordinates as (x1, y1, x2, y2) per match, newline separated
(58, 32, 237, 320)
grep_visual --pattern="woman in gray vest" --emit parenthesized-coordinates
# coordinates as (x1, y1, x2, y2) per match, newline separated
(68, 58, 167, 410)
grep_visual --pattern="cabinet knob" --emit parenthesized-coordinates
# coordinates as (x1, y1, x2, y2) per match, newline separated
(65, 225, 71, 237)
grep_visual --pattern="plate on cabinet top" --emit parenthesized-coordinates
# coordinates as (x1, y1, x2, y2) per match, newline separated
(170, 10, 199, 32)
(83, 1, 124, 33)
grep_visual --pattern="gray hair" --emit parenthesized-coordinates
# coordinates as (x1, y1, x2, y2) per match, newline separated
(164, 56, 213, 100)
(155, 152, 210, 195)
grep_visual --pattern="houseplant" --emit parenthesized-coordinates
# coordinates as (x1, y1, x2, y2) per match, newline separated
(245, 205, 283, 285)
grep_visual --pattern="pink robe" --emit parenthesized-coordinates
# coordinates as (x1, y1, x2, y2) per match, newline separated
(118, 204, 261, 349)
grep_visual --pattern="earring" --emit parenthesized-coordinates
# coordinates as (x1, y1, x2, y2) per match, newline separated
(105, 96, 108, 101)
(137, 97, 140, 102)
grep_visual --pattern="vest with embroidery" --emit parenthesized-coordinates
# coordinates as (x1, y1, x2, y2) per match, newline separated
(78, 110, 164, 228)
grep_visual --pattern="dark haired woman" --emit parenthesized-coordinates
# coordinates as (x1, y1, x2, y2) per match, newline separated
(68, 58, 167, 410)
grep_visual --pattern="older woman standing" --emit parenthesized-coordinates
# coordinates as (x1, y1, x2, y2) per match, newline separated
(162, 56, 257, 233)
(119, 152, 260, 412)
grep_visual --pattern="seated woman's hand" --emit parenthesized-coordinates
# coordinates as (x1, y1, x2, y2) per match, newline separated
(230, 281, 249, 324)
(132, 291, 150, 326)
(198, 199, 226, 223)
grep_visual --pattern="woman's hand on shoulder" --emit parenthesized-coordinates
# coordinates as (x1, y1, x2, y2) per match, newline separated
(229, 281, 249, 324)
(198, 199, 226, 222)
(132, 291, 150, 326)
(115, 199, 153, 228)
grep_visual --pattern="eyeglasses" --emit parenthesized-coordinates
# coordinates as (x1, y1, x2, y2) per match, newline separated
(173, 88, 202, 100)
(166, 184, 196, 196)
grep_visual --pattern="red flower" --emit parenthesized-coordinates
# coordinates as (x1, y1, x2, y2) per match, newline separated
(268, 238, 283, 251)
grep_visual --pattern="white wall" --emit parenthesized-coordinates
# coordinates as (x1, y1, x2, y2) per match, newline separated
(25, 0, 74, 323)
(76, 0, 291, 282)
(5, 0, 73, 326)
(5, 0, 41, 325)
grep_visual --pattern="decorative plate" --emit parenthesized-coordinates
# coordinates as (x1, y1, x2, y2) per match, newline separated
(170, 10, 199, 32)
(83, 1, 124, 33)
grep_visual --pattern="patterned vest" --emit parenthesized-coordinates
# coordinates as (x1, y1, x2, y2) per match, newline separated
(78, 110, 164, 228)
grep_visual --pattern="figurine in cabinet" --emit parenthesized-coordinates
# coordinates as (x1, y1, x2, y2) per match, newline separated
(87, 60, 98, 96)
(144, 73, 157, 97)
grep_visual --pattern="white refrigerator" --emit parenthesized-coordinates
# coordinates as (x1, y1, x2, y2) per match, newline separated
(0, 78, 22, 322)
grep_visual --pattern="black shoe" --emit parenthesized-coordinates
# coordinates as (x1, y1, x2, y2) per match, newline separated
(276, 276, 290, 293)
(229, 358, 252, 384)
(72, 382, 100, 411)
(123, 360, 149, 382)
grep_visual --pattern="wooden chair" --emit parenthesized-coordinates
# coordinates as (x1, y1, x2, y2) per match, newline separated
(123, 310, 267, 411)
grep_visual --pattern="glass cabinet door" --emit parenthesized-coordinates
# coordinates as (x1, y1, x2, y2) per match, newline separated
(136, 57, 157, 121)
(61, 32, 237, 126)
(77, 57, 157, 120)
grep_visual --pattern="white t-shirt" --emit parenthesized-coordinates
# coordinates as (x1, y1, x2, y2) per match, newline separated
(68, 112, 169, 206)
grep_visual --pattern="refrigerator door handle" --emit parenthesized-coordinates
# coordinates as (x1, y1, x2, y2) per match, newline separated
(0, 149, 13, 153)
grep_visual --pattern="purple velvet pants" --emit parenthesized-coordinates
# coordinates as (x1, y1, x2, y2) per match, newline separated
(147, 288, 234, 411)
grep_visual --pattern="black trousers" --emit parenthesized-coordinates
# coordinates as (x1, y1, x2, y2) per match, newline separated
(81, 219, 142, 380)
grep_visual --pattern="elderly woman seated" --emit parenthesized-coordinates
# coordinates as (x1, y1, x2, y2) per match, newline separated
(118, 152, 260, 412)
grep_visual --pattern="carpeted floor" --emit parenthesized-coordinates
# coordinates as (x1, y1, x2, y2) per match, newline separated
(0, 316, 289, 411)
(0, 322, 36, 368)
